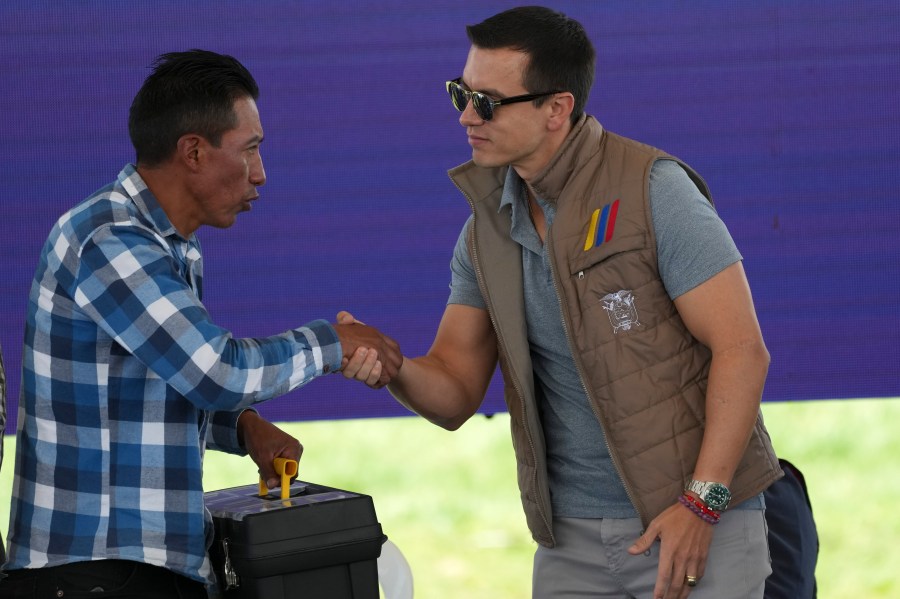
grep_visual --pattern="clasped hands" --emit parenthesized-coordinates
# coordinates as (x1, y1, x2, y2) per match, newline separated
(236, 313, 400, 490)
(332, 311, 402, 389)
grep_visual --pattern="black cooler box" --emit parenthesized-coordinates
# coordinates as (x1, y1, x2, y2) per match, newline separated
(205, 474, 385, 599)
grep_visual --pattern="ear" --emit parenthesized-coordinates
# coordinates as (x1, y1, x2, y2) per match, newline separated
(176, 134, 204, 172)
(546, 92, 575, 132)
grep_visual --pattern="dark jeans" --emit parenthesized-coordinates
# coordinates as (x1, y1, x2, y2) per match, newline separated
(0, 559, 207, 599)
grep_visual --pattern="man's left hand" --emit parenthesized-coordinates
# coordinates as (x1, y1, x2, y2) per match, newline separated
(628, 502, 714, 599)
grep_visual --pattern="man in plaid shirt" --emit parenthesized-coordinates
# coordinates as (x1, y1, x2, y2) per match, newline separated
(0, 50, 400, 598)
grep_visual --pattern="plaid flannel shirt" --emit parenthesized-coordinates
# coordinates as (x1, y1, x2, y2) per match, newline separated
(5, 164, 342, 583)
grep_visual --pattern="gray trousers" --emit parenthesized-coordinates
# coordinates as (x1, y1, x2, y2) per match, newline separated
(533, 510, 771, 598)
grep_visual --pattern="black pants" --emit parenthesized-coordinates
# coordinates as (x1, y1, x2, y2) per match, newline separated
(0, 559, 207, 599)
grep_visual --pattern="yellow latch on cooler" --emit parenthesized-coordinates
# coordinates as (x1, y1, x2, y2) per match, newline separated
(258, 457, 298, 499)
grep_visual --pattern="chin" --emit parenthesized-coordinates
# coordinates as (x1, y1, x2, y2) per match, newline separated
(471, 151, 506, 169)
(214, 217, 239, 230)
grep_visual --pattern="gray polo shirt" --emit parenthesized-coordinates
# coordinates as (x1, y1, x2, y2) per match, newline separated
(449, 159, 757, 517)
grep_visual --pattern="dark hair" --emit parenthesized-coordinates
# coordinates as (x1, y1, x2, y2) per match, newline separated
(128, 49, 259, 166)
(466, 6, 595, 123)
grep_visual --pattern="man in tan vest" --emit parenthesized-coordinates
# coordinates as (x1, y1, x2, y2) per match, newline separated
(344, 6, 781, 598)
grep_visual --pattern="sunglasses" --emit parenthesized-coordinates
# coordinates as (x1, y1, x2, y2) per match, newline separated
(445, 78, 562, 121)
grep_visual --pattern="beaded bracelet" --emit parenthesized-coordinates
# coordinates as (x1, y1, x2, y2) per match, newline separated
(678, 494, 720, 525)
(681, 492, 722, 518)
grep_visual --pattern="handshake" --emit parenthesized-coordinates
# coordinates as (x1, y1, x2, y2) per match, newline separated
(332, 311, 402, 389)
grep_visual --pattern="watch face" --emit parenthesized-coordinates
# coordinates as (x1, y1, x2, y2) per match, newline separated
(704, 483, 731, 510)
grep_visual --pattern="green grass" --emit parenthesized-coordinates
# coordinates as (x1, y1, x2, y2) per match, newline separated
(2, 398, 899, 598)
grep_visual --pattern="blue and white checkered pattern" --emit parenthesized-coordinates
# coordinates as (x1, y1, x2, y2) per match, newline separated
(5, 164, 342, 584)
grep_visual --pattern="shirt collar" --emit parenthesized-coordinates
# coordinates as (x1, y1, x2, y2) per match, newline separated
(499, 166, 522, 213)
(501, 166, 549, 255)
(117, 164, 189, 241)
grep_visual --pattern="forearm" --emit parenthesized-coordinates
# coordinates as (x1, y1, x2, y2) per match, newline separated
(693, 339, 771, 486)
(388, 355, 484, 430)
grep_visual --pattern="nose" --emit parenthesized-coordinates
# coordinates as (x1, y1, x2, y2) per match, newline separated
(459, 97, 484, 127)
(250, 152, 266, 187)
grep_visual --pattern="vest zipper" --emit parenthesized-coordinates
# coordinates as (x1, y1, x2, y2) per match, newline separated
(454, 177, 555, 545)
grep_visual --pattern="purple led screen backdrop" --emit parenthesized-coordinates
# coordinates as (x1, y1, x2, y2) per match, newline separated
(2, 1, 898, 431)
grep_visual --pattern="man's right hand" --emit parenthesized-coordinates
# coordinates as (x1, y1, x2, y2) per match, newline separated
(333, 311, 402, 386)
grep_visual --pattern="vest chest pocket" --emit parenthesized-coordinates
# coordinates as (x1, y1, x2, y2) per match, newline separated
(568, 231, 648, 287)
(563, 231, 653, 341)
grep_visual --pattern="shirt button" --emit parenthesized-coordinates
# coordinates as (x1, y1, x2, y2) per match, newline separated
(323, 365, 331, 373)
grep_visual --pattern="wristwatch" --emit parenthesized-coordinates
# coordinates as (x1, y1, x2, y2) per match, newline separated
(685, 479, 732, 510)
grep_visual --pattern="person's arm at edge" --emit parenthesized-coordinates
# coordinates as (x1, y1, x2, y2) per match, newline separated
(676, 260, 770, 489)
